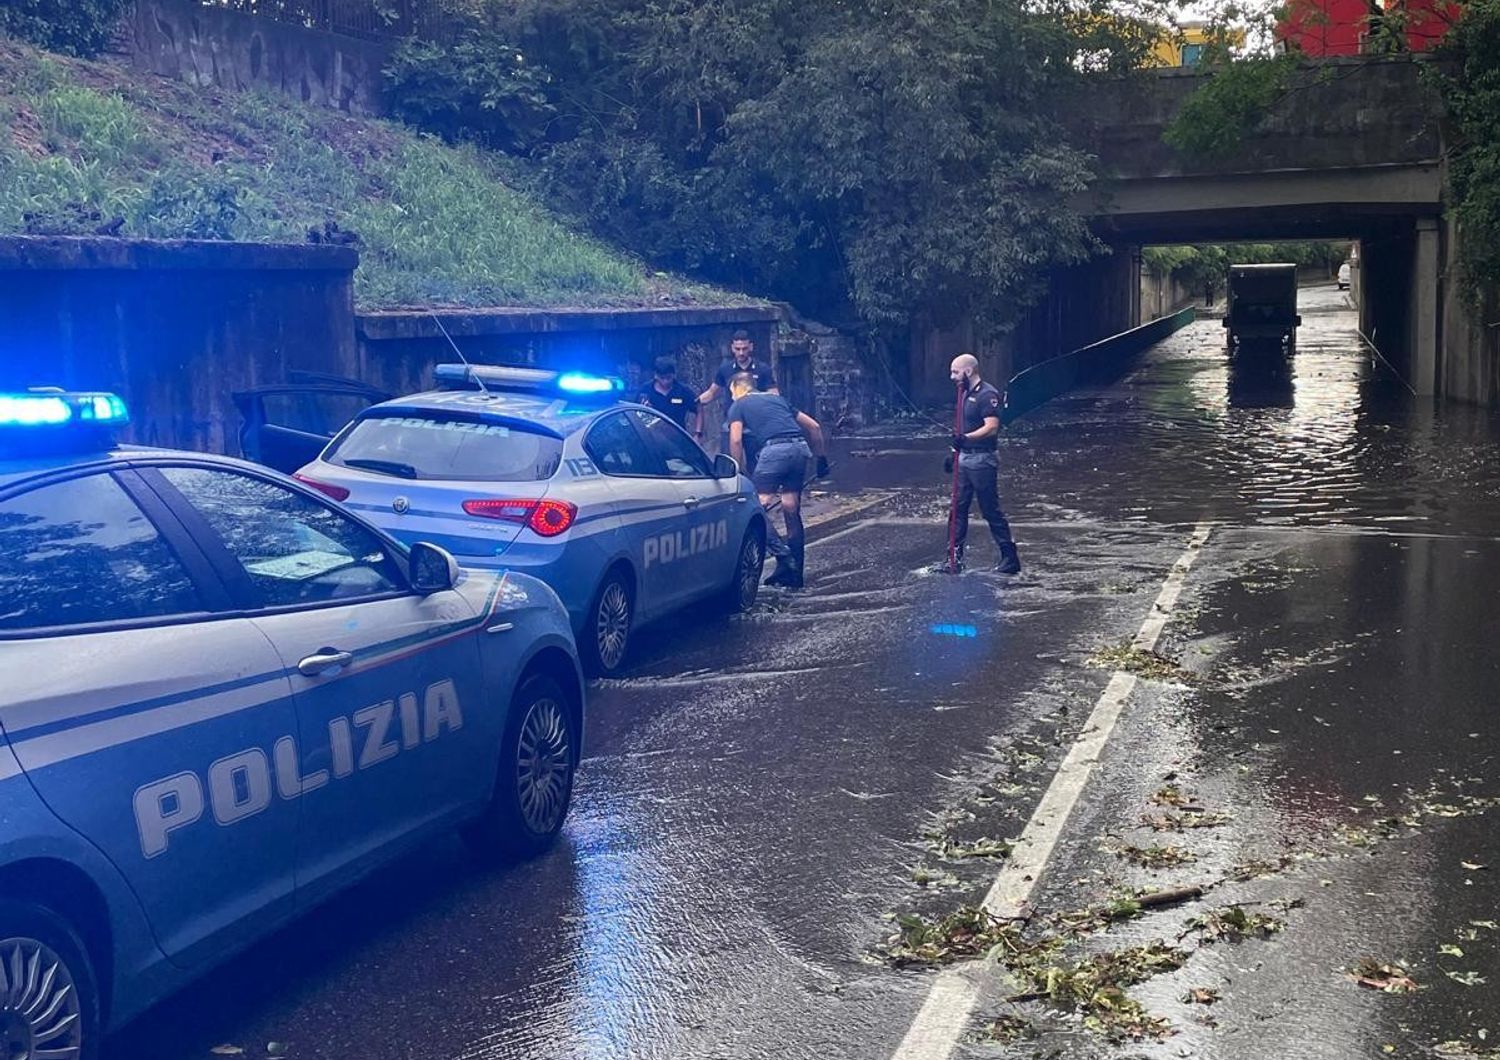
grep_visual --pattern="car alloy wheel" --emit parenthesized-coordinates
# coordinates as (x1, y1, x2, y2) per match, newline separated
(595, 581, 631, 672)
(516, 694, 572, 836)
(735, 534, 764, 610)
(0, 937, 84, 1060)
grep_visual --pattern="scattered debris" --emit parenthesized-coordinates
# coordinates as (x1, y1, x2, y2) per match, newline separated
(880, 907, 1033, 967)
(1106, 841, 1198, 869)
(1348, 959, 1420, 994)
(1054, 886, 1206, 936)
(1150, 785, 1193, 808)
(975, 1014, 1039, 1044)
(1185, 904, 1285, 943)
(931, 836, 1013, 861)
(1142, 809, 1231, 831)
(1184, 986, 1221, 1005)
(1225, 855, 1295, 881)
(1008, 942, 1188, 1043)
(1088, 642, 1196, 683)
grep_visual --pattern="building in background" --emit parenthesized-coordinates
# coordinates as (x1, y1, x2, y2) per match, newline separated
(1151, 20, 1215, 66)
(1277, 0, 1463, 54)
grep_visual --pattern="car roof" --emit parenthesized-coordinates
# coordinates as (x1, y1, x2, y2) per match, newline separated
(368, 389, 629, 437)
(0, 445, 281, 492)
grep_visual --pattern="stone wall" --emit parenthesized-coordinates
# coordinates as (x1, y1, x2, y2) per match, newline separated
(0, 237, 858, 457)
(1140, 266, 1196, 321)
(0, 236, 358, 454)
(125, 0, 393, 114)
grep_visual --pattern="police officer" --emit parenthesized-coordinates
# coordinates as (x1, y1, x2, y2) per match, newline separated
(636, 355, 702, 438)
(698, 330, 776, 454)
(726, 371, 828, 589)
(947, 353, 1021, 574)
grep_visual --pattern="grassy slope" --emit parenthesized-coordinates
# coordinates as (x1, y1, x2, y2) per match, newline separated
(0, 37, 748, 310)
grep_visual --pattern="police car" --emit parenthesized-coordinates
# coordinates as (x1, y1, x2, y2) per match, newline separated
(0, 390, 584, 1057)
(289, 365, 769, 676)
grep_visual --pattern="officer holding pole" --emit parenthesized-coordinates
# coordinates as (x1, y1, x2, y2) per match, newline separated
(944, 353, 1021, 575)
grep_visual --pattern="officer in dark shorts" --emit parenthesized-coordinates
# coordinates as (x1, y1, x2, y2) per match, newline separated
(698, 330, 776, 455)
(636, 355, 702, 438)
(726, 372, 829, 588)
(947, 353, 1021, 574)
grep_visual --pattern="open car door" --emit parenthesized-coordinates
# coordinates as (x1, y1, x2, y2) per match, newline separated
(233, 373, 392, 474)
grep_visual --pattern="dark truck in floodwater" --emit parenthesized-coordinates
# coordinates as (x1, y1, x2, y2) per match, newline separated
(1224, 264, 1301, 354)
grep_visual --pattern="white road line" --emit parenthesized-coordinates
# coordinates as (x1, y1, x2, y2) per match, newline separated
(890, 521, 1213, 1060)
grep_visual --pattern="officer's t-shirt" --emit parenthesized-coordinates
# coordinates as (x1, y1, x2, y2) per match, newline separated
(636, 381, 699, 429)
(726, 392, 802, 445)
(961, 381, 1003, 451)
(714, 359, 776, 411)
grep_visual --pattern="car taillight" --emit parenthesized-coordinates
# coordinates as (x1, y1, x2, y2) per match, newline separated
(294, 474, 350, 502)
(462, 498, 576, 537)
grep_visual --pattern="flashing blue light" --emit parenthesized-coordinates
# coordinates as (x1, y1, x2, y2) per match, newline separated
(0, 391, 129, 429)
(929, 623, 979, 639)
(0, 394, 72, 426)
(557, 372, 624, 395)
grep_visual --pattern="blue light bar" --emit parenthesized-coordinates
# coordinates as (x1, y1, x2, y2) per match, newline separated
(0, 391, 129, 429)
(434, 363, 625, 399)
(557, 371, 623, 395)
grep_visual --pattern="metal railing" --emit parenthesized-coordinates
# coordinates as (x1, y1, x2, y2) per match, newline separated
(199, 0, 445, 41)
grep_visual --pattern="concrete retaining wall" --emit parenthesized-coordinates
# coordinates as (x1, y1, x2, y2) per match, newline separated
(0, 236, 359, 455)
(124, 0, 393, 114)
(909, 249, 1140, 405)
(0, 236, 869, 458)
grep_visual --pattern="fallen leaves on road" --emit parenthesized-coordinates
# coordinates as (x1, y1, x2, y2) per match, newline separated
(1184, 986, 1221, 1005)
(1088, 642, 1197, 683)
(1105, 841, 1198, 869)
(1348, 958, 1421, 994)
(931, 836, 1013, 861)
(1142, 809, 1231, 831)
(1012, 942, 1188, 1043)
(1150, 784, 1193, 807)
(1185, 904, 1285, 943)
(975, 1014, 1038, 1044)
(880, 907, 1044, 967)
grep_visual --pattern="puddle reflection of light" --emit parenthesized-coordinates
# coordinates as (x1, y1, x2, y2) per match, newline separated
(929, 623, 979, 638)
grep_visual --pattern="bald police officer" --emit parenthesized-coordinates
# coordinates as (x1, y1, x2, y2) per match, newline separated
(947, 353, 1021, 575)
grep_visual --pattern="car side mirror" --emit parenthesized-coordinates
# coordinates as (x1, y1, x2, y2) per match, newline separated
(410, 542, 460, 594)
(714, 453, 739, 480)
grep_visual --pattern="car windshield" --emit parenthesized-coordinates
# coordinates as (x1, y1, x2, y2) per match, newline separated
(326, 412, 563, 481)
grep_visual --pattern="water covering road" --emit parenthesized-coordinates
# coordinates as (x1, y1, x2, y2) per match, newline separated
(114, 286, 1500, 1060)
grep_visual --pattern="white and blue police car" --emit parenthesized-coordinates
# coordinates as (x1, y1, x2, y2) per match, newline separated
(291, 365, 769, 676)
(0, 389, 584, 1059)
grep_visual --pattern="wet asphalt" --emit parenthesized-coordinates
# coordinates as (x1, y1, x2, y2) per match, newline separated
(112, 286, 1500, 1060)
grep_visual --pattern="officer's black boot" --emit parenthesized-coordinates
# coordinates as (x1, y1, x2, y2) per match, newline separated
(783, 540, 805, 589)
(994, 542, 1021, 575)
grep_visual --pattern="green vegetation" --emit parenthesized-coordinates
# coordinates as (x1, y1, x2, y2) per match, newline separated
(0, 38, 733, 309)
(1145, 241, 1350, 299)
(384, 0, 1174, 337)
(1435, 0, 1500, 301)
(1164, 54, 1297, 160)
(0, 0, 126, 58)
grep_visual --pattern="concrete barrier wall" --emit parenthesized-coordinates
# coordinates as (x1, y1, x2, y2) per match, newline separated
(0, 236, 863, 459)
(125, 0, 393, 114)
(0, 237, 359, 454)
(1004, 307, 1197, 421)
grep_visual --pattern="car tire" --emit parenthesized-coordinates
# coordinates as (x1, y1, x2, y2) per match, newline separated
(721, 526, 765, 613)
(462, 674, 577, 861)
(581, 569, 633, 677)
(0, 899, 100, 1060)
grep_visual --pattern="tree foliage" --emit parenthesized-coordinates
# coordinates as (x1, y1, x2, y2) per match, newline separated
(1145, 241, 1351, 296)
(1434, 0, 1500, 300)
(386, 0, 1167, 335)
(0, 0, 129, 58)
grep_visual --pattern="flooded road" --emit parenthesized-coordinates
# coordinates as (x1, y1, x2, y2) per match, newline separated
(112, 286, 1500, 1060)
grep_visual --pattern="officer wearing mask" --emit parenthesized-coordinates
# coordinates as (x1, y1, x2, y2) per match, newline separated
(947, 353, 1021, 574)
(636, 355, 702, 438)
(726, 371, 828, 589)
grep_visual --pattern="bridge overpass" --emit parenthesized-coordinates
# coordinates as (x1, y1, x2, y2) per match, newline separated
(1070, 57, 1476, 402)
